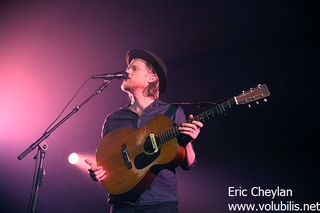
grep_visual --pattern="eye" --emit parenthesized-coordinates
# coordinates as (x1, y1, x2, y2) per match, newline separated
(130, 66, 138, 72)
(126, 66, 135, 72)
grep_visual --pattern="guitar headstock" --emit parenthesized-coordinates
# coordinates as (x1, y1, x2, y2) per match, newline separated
(235, 84, 270, 107)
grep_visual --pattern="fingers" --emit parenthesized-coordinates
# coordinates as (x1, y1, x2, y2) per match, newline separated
(85, 158, 107, 182)
(179, 125, 200, 140)
(180, 121, 203, 132)
(84, 158, 93, 168)
(180, 122, 202, 131)
(89, 167, 106, 181)
(85, 158, 96, 173)
(85, 158, 102, 171)
(192, 120, 203, 128)
(95, 170, 107, 182)
(178, 114, 203, 140)
(188, 114, 204, 128)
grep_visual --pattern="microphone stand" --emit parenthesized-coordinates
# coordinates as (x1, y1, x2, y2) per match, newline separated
(17, 80, 110, 213)
(27, 142, 48, 213)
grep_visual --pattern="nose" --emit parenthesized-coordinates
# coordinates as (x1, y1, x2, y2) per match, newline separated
(124, 69, 131, 79)
(125, 68, 134, 76)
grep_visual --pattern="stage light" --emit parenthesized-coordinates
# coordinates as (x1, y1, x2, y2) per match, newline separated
(68, 152, 80, 164)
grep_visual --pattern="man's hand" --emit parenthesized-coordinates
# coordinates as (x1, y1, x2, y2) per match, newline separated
(179, 114, 203, 141)
(84, 159, 107, 182)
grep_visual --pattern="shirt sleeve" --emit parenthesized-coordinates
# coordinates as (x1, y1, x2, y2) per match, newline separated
(173, 106, 186, 124)
(101, 115, 113, 139)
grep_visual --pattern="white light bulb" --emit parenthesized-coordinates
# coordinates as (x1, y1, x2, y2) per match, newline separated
(68, 152, 79, 164)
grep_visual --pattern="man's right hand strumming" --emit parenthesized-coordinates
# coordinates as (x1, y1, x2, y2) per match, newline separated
(85, 159, 107, 182)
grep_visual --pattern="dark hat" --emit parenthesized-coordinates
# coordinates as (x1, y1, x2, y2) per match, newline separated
(126, 49, 168, 94)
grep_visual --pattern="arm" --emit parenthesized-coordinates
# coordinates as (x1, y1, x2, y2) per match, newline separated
(179, 114, 203, 167)
(184, 142, 196, 166)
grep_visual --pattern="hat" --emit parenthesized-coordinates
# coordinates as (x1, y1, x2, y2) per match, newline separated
(126, 49, 168, 94)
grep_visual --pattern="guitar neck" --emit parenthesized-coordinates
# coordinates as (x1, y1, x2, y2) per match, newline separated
(158, 97, 237, 145)
(191, 97, 236, 123)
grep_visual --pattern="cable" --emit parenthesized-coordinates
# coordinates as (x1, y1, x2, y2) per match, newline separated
(44, 77, 91, 133)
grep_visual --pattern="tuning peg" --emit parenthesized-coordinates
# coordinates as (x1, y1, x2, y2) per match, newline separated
(263, 98, 268, 102)
(256, 101, 260, 105)
(248, 104, 251, 108)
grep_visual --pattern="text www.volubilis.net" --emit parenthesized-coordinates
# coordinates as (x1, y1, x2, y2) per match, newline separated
(228, 201, 320, 212)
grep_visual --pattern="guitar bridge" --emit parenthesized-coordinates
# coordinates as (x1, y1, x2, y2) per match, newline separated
(121, 144, 132, 170)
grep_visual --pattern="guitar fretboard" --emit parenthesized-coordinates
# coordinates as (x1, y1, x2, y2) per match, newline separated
(157, 97, 237, 145)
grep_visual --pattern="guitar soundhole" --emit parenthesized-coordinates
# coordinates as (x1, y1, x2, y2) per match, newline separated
(135, 151, 160, 169)
(134, 136, 161, 169)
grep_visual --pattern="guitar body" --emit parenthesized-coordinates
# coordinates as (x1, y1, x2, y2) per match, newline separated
(96, 114, 186, 196)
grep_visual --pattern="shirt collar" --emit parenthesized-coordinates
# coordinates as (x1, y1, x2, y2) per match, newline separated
(121, 99, 167, 115)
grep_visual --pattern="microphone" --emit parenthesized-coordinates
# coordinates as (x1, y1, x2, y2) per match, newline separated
(91, 71, 129, 80)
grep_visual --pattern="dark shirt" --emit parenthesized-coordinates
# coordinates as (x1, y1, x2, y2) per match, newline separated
(101, 99, 193, 206)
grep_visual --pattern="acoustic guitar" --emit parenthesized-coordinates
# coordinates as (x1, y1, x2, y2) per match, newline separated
(96, 84, 270, 197)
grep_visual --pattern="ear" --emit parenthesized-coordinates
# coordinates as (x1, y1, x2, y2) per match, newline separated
(148, 74, 157, 83)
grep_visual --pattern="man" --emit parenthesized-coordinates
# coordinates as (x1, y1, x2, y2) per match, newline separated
(85, 49, 203, 212)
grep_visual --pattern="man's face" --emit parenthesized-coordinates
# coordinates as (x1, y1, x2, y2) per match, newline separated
(121, 58, 155, 93)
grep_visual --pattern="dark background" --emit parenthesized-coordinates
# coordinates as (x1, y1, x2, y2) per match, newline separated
(0, 0, 319, 212)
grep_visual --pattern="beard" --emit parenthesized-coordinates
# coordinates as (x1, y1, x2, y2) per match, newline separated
(121, 80, 132, 92)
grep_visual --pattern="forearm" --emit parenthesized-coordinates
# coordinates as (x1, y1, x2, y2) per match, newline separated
(184, 142, 196, 166)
